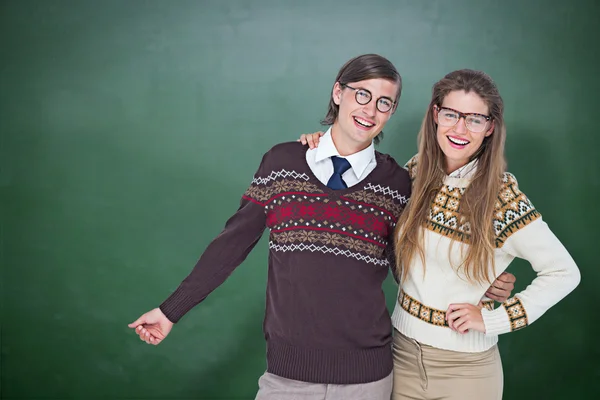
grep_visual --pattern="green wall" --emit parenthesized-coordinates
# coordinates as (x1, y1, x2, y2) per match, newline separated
(1, 0, 597, 398)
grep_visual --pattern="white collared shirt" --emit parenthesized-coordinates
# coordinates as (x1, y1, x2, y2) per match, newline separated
(448, 158, 478, 179)
(305, 128, 377, 187)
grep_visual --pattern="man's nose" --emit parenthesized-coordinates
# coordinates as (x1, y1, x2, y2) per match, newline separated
(363, 100, 377, 117)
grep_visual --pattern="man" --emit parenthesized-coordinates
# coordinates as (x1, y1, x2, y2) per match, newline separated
(129, 54, 514, 399)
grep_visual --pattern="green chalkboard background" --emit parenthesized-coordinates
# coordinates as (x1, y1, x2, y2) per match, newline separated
(1, 0, 597, 398)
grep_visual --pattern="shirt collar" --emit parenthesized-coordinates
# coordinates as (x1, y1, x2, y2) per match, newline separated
(315, 128, 376, 178)
(448, 158, 479, 178)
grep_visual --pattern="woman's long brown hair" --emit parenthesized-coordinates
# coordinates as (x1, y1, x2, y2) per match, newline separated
(395, 69, 507, 284)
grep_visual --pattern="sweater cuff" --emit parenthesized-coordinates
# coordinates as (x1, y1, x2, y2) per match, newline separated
(481, 307, 511, 336)
(159, 286, 199, 323)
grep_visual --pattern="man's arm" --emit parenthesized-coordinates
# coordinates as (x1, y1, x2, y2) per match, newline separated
(158, 195, 267, 322)
(384, 240, 400, 284)
(129, 151, 271, 344)
(485, 272, 516, 302)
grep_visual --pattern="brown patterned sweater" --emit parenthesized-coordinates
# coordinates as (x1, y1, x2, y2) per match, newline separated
(160, 141, 411, 384)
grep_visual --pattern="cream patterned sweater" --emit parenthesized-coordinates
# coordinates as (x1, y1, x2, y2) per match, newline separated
(390, 155, 580, 353)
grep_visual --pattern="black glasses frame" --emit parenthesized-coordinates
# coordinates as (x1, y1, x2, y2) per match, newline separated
(341, 83, 395, 113)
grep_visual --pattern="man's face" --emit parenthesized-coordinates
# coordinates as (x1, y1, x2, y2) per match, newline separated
(331, 78, 399, 154)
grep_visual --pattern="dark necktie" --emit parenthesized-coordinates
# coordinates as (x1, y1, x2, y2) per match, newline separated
(327, 156, 351, 189)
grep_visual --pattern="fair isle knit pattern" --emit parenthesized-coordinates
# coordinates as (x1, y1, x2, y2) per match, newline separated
(243, 170, 407, 266)
(398, 289, 495, 328)
(391, 155, 580, 352)
(160, 142, 412, 385)
(503, 297, 528, 331)
(405, 156, 541, 248)
(423, 174, 541, 248)
(494, 173, 540, 247)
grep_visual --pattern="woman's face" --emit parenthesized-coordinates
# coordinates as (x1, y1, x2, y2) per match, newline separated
(434, 90, 494, 174)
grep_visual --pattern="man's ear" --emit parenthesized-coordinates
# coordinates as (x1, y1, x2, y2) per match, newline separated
(332, 82, 343, 106)
(485, 120, 495, 137)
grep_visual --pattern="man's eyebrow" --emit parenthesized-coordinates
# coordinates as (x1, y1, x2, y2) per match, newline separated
(355, 86, 394, 99)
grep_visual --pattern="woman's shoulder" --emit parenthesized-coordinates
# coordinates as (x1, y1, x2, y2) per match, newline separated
(404, 154, 419, 181)
(498, 171, 531, 201)
(496, 171, 532, 206)
(494, 171, 542, 245)
(501, 171, 518, 185)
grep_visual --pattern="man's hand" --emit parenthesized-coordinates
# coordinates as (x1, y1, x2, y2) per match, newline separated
(128, 308, 173, 345)
(446, 303, 485, 334)
(485, 271, 516, 302)
(298, 131, 325, 149)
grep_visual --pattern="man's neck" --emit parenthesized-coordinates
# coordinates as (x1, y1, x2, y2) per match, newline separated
(330, 125, 371, 156)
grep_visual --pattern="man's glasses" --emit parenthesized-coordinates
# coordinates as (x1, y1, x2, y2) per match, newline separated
(435, 105, 491, 133)
(342, 83, 395, 113)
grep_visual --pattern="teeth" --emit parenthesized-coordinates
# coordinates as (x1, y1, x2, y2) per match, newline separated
(354, 117, 374, 127)
(448, 136, 469, 145)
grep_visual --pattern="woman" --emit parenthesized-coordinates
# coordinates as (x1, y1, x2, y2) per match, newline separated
(299, 69, 580, 399)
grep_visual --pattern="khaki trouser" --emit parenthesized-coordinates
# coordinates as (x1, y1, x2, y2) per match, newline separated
(255, 371, 393, 400)
(392, 330, 503, 400)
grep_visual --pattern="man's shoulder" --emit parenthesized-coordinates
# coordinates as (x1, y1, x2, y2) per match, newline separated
(374, 151, 411, 182)
(254, 141, 308, 174)
(357, 150, 411, 208)
(264, 141, 307, 158)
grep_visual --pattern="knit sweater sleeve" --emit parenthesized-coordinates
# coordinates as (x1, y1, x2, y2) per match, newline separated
(385, 240, 400, 284)
(158, 152, 271, 323)
(481, 173, 581, 335)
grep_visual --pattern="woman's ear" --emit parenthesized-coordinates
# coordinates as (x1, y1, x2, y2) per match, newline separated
(485, 120, 495, 137)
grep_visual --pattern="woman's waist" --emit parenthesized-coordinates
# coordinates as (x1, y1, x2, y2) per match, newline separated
(391, 299, 498, 353)
(396, 288, 495, 327)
